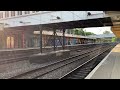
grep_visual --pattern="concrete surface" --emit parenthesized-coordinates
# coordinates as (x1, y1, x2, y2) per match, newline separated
(85, 44, 120, 79)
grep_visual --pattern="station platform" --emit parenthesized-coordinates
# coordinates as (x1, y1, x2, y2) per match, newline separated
(85, 43, 120, 79)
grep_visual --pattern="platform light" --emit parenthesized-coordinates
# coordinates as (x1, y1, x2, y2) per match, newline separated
(56, 16, 61, 19)
(19, 21, 31, 24)
(19, 21, 24, 23)
(50, 16, 61, 21)
(87, 12, 91, 16)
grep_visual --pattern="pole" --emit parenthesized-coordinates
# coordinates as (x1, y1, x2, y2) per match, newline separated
(63, 29, 65, 50)
(22, 31, 25, 48)
(39, 25, 42, 53)
(53, 29, 56, 51)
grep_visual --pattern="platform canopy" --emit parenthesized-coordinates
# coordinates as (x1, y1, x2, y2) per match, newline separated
(106, 11, 120, 38)
(4, 17, 113, 31)
(112, 26, 120, 38)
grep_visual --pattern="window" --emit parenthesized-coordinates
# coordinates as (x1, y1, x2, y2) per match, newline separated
(0, 12, 3, 19)
(11, 11, 15, 16)
(5, 11, 9, 18)
(17, 11, 22, 15)
(7, 36, 14, 48)
(24, 11, 30, 14)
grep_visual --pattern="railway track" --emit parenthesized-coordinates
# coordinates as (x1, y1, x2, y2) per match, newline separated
(36, 46, 112, 79)
(60, 47, 112, 79)
(0, 44, 103, 65)
(7, 44, 113, 79)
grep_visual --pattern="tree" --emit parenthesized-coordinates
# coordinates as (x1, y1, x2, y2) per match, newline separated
(75, 28, 95, 36)
(103, 31, 111, 34)
(68, 28, 95, 36)
(74, 29, 79, 35)
(85, 32, 95, 36)
(112, 37, 117, 42)
(73, 28, 85, 36)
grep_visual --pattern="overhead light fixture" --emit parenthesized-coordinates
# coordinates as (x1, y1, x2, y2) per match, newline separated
(19, 21, 24, 23)
(50, 16, 61, 21)
(19, 21, 31, 24)
(56, 16, 61, 19)
(87, 12, 91, 16)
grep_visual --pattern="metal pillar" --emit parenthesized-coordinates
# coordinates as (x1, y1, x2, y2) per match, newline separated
(39, 25, 42, 53)
(22, 31, 25, 48)
(53, 29, 56, 51)
(63, 29, 65, 50)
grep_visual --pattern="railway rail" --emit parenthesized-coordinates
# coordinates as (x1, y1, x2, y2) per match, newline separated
(36, 45, 112, 79)
(0, 43, 104, 65)
(7, 44, 114, 79)
(60, 48, 111, 79)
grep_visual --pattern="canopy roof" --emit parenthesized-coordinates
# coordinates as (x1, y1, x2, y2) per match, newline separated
(5, 17, 113, 31)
